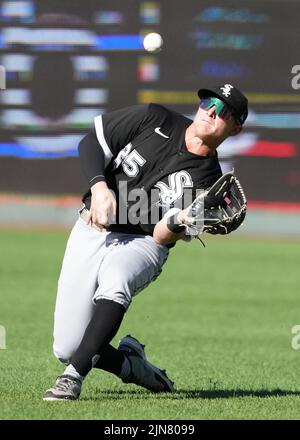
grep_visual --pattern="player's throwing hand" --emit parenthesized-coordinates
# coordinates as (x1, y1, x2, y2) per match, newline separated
(87, 181, 116, 228)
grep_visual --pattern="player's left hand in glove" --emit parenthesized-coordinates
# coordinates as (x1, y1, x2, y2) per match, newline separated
(178, 171, 247, 236)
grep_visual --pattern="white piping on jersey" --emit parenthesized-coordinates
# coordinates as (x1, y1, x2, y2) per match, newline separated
(94, 114, 113, 166)
(89, 174, 105, 184)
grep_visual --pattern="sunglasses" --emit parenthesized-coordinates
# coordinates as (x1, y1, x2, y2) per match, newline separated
(199, 97, 234, 122)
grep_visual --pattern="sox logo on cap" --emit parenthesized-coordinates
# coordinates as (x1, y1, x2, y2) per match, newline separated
(220, 84, 234, 97)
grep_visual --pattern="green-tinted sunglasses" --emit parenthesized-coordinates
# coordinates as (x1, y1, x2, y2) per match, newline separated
(199, 97, 234, 122)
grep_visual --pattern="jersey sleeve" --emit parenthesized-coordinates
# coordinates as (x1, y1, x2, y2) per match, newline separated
(79, 104, 149, 188)
(94, 104, 149, 164)
(78, 129, 107, 188)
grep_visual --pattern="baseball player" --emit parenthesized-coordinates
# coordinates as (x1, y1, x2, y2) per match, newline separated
(43, 83, 248, 400)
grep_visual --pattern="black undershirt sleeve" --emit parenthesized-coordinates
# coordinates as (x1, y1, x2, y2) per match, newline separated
(78, 129, 106, 188)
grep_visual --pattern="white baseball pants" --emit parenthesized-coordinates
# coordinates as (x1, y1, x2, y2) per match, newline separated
(53, 216, 169, 363)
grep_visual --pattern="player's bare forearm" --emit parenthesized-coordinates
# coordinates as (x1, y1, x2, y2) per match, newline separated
(153, 213, 186, 245)
(91, 180, 109, 194)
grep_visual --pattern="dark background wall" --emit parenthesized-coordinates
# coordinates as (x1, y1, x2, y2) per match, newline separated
(0, 0, 299, 207)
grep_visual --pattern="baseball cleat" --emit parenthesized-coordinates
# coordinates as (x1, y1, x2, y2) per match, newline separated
(118, 334, 175, 393)
(43, 375, 82, 401)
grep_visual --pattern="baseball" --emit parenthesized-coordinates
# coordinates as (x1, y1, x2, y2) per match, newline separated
(143, 32, 163, 52)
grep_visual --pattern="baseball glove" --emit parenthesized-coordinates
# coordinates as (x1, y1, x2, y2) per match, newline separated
(181, 171, 247, 236)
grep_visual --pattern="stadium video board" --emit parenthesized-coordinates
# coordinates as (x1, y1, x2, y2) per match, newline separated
(0, 0, 299, 207)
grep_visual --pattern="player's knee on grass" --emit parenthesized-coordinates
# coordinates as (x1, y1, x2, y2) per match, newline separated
(53, 343, 75, 365)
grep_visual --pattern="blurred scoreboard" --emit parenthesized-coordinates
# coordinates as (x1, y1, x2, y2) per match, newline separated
(0, 0, 299, 207)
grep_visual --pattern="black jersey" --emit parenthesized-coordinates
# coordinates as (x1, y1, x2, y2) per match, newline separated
(81, 103, 222, 236)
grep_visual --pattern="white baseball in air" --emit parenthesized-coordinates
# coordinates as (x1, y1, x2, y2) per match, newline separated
(143, 32, 163, 52)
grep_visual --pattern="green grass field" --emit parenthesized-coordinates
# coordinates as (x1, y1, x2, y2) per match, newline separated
(0, 230, 300, 420)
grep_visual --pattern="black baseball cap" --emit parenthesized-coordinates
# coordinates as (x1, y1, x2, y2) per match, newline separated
(197, 84, 248, 125)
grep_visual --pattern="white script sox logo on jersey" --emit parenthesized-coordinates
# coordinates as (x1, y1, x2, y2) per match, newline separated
(114, 143, 146, 177)
(155, 171, 193, 207)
